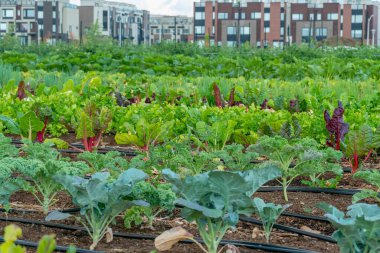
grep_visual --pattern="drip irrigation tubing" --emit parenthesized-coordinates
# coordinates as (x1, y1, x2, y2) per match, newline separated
(281, 211, 328, 222)
(257, 186, 380, 197)
(0, 207, 80, 214)
(240, 217, 336, 243)
(0, 236, 104, 253)
(0, 216, 317, 253)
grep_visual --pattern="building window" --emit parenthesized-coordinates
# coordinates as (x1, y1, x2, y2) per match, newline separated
(264, 13, 270, 21)
(195, 26, 205, 34)
(310, 13, 322, 20)
(23, 9, 35, 19)
(212, 26, 215, 34)
(302, 28, 313, 37)
(183, 29, 190, 34)
(0, 22, 7, 31)
(218, 12, 228, 19)
(16, 22, 28, 32)
(52, 24, 56, 33)
(227, 26, 236, 35)
(351, 15, 362, 23)
(327, 13, 338, 20)
(241, 13, 245, 19)
(227, 41, 236, 47)
(52, 11, 56, 19)
(281, 13, 284, 21)
(156, 28, 160, 33)
(351, 29, 362, 38)
(38, 11, 43, 19)
(195, 12, 205, 20)
(280, 27, 284, 36)
(264, 27, 270, 33)
(213, 12, 215, 19)
(103, 10, 108, 31)
(251, 12, 261, 19)
(2, 9, 14, 19)
(240, 26, 250, 35)
(316, 28, 327, 37)
(292, 13, 303, 20)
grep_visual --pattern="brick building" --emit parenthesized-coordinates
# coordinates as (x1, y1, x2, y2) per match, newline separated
(194, 0, 379, 47)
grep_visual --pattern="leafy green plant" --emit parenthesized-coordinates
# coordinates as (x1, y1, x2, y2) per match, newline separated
(49, 169, 148, 250)
(76, 102, 112, 152)
(124, 181, 176, 229)
(214, 144, 257, 171)
(159, 165, 280, 253)
(352, 170, 380, 204)
(0, 112, 44, 141)
(253, 197, 290, 243)
(342, 125, 380, 173)
(249, 136, 342, 201)
(115, 118, 174, 151)
(190, 120, 237, 151)
(78, 151, 129, 176)
(0, 225, 76, 253)
(319, 203, 380, 253)
(9, 142, 90, 213)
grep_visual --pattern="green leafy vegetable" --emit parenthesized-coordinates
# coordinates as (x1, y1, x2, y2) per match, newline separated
(253, 197, 290, 243)
(319, 203, 380, 253)
(352, 170, 380, 204)
(50, 169, 148, 250)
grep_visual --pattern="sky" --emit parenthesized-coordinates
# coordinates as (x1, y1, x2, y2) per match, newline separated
(71, 0, 193, 16)
(125, 0, 193, 16)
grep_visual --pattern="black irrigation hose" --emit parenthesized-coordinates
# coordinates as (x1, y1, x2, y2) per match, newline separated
(257, 186, 377, 196)
(0, 207, 81, 214)
(281, 211, 329, 223)
(240, 217, 336, 243)
(0, 236, 104, 253)
(0, 216, 317, 253)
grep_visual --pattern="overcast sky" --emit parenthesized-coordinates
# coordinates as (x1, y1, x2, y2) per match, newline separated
(71, 0, 193, 16)
(126, 0, 193, 16)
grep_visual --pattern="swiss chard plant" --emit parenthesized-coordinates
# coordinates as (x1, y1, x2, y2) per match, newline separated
(248, 136, 342, 201)
(319, 202, 380, 253)
(352, 170, 380, 204)
(76, 102, 112, 152)
(253, 197, 290, 243)
(342, 125, 380, 173)
(124, 181, 176, 229)
(31, 103, 53, 143)
(49, 169, 148, 250)
(115, 117, 174, 151)
(157, 165, 281, 253)
(324, 101, 349, 151)
(0, 112, 45, 141)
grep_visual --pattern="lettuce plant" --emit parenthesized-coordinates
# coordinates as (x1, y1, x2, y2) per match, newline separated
(160, 165, 280, 253)
(50, 169, 148, 250)
(253, 197, 290, 243)
(249, 136, 342, 201)
(319, 203, 380, 253)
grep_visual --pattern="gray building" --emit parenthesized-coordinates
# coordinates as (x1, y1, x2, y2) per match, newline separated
(80, 0, 150, 45)
(0, 0, 80, 45)
(150, 14, 193, 44)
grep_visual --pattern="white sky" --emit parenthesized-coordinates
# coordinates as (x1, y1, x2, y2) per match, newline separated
(71, 0, 193, 16)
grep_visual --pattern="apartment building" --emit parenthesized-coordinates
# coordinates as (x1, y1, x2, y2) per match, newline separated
(79, 0, 150, 45)
(150, 15, 193, 44)
(0, 0, 80, 45)
(194, 0, 379, 47)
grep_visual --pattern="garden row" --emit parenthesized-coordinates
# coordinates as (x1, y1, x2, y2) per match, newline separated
(0, 133, 379, 253)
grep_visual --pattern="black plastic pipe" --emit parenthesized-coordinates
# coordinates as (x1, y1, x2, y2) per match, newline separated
(0, 216, 317, 253)
(240, 217, 336, 243)
(0, 236, 104, 253)
(257, 186, 372, 196)
(281, 211, 329, 222)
